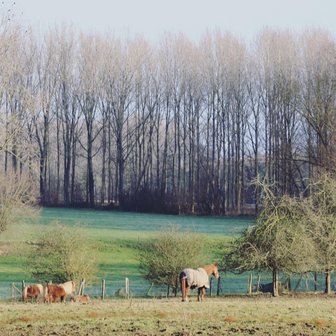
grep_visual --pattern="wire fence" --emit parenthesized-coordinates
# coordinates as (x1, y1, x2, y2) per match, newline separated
(1, 271, 334, 302)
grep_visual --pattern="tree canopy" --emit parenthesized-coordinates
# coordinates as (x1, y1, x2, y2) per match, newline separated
(28, 222, 98, 284)
(139, 226, 208, 291)
(223, 176, 336, 296)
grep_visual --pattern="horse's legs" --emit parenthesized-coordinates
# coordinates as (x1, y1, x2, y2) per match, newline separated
(185, 287, 190, 302)
(197, 287, 205, 301)
(181, 276, 190, 302)
(197, 288, 201, 301)
(201, 287, 205, 301)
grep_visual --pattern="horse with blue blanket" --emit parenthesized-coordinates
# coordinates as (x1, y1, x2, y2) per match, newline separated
(180, 263, 219, 302)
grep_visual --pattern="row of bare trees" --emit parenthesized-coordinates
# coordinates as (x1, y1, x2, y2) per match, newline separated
(0, 23, 335, 214)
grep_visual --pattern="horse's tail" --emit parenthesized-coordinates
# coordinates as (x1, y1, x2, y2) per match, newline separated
(180, 271, 187, 302)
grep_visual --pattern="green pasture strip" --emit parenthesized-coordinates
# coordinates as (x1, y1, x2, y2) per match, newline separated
(0, 256, 27, 281)
(0, 207, 252, 288)
(36, 207, 254, 235)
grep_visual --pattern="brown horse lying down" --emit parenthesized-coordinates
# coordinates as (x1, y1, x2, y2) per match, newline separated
(44, 284, 67, 303)
(71, 294, 91, 303)
(22, 284, 44, 303)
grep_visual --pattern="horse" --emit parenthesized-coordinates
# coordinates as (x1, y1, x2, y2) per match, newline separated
(59, 280, 76, 300)
(180, 263, 219, 302)
(44, 284, 67, 303)
(22, 284, 44, 303)
(71, 294, 91, 304)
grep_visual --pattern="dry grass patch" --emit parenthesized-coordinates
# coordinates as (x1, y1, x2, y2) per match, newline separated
(17, 315, 34, 323)
(223, 315, 238, 323)
(1, 296, 336, 335)
(155, 310, 168, 319)
(86, 311, 100, 319)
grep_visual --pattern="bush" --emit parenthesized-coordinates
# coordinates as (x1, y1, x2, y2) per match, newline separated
(28, 222, 98, 283)
(139, 226, 207, 290)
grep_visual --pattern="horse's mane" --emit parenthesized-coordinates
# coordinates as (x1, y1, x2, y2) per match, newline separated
(202, 263, 218, 276)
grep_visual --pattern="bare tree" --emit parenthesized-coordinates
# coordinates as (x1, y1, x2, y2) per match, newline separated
(305, 173, 336, 294)
(225, 180, 316, 296)
(76, 33, 103, 207)
(102, 37, 141, 206)
(0, 171, 38, 234)
(54, 27, 80, 205)
(301, 30, 336, 174)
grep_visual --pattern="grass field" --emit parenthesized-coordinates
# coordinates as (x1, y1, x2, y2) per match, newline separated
(1, 209, 335, 335)
(0, 208, 254, 298)
(0, 208, 330, 299)
(1, 295, 336, 335)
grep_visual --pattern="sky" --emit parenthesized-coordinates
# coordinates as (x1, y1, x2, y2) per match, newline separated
(8, 0, 336, 43)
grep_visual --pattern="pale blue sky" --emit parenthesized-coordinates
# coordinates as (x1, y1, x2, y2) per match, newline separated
(10, 0, 336, 42)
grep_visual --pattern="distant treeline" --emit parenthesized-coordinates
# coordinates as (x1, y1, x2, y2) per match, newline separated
(0, 20, 335, 214)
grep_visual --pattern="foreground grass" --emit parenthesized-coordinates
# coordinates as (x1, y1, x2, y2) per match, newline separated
(1, 295, 336, 335)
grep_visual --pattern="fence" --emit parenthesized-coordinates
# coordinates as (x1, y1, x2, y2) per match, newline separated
(2, 271, 335, 302)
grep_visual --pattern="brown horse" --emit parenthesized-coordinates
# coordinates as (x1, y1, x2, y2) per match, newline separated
(180, 263, 219, 302)
(71, 294, 91, 303)
(22, 284, 44, 303)
(44, 284, 67, 303)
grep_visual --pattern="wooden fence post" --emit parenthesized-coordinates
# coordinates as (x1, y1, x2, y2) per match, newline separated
(101, 279, 106, 300)
(217, 276, 221, 296)
(11, 283, 14, 301)
(248, 273, 253, 294)
(22, 280, 25, 301)
(79, 279, 85, 295)
(125, 277, 129, 299)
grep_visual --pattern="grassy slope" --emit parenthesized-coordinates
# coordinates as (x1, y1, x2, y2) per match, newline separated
(0, 295, 335, 335)
(0, 208, 250, 288)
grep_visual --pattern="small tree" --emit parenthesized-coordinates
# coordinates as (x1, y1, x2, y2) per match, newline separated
(225, 183, 316, 296)
(305, 173, 336, 294)
(139, 226, 207, 294)
(28, 222, 98, 283)
(0, 171, 37, 235)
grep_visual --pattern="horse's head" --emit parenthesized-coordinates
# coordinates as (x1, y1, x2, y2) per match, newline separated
(212, 263, 220, 279)
(203, 263, 220, 278)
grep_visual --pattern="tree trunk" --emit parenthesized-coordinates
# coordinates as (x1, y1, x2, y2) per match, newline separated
(325, 269, 332, 294)
(117, 135, 124, 207)
(272, 267, 279, 297)
(87, 133, 95, 208)
(101, 118, 107, 204)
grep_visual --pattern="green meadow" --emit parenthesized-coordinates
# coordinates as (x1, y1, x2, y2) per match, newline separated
(0, 208, 253, 298)
(1, 209, 334, 336)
